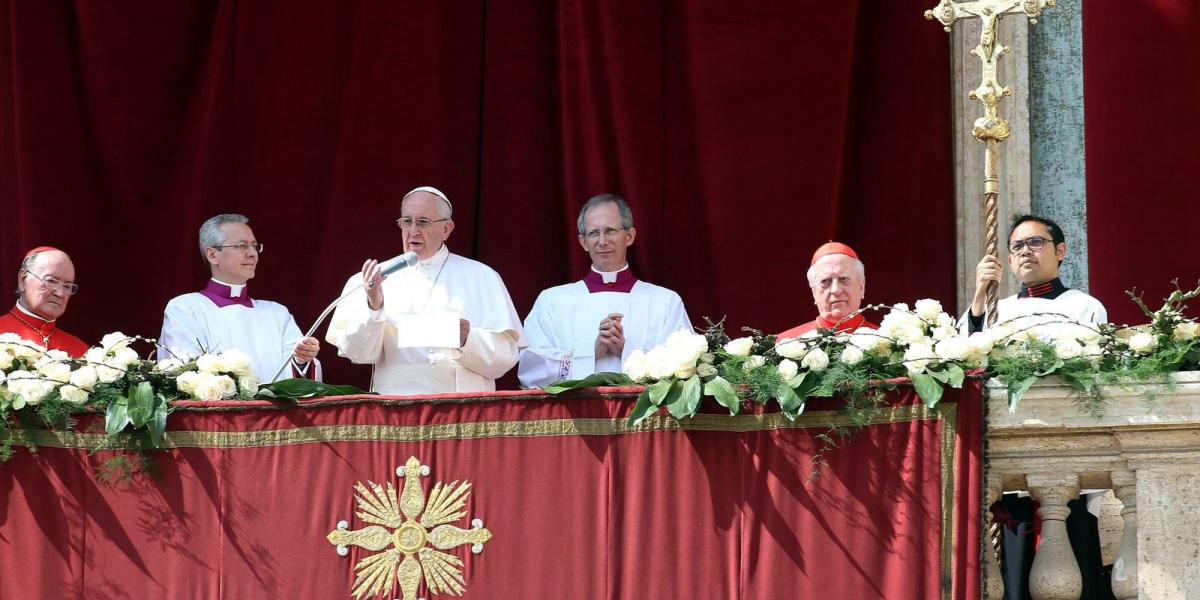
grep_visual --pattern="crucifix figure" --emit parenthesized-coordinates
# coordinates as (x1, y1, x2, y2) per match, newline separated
(926, 0, 1054, 326)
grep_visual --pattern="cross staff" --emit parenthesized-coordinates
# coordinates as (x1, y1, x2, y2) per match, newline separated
(926, 0, 1054, 326)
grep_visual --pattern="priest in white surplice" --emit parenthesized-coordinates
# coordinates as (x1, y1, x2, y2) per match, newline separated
(159, 214, 322, 383)
(518, 194, 692, 388)
(325, 186, 525, 395)
(960, 214, 1107, 333)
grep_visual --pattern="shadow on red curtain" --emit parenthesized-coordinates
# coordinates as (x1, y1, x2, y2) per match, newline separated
(0, 0, 955, 388)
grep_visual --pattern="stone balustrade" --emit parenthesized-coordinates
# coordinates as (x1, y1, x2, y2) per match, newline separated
(984, 371, 1200, 600)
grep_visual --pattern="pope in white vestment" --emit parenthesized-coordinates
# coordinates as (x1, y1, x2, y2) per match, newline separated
(324, 186, 525, 395)
(518, 193, 692, 388)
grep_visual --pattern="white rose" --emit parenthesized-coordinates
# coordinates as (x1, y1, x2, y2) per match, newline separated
(1082, 343, 1104, 365)
(777, 359, 799, 380)
(109, 347, 140, 369)
(195, 354, 225, 374)
(0, 352, 12, 370)
(59, 384, 89, 404)
(724, 337, 754, 357)
(904, 342, 937, 375)
(0, 333, 20, 343)
(176, 371, 201, 394)
(238, 375, 261, 396)
(673, 366, 696, 379)
(1174, 321, 1199, 341)
(840, 345, 864, 365)
(217, 375, 237, 398)
(154, 358, 184, 372)
(37, 349, 70, 365)
(100, 332, 132, 352)
(936, 312, 956, 329)
(914, 299, 943, 322)
(624, 350, 649, 380)
(1128, 332, 1158, 354)
(776, 339, 807, 359)
(193, 374, 225, 401)
(83, 347, 108, 365)
(800, 347, 829, 372)
(7, 372, 53, 406)
(69, 366, 99, 391)
(95, 363, 124, 384)
(647, 349, 675, 379)
(743, 355, 767, 371)
(11, 342, 44, 360)
(221, 349, 254, 377)
(37, 361, 71, 384)
(934, 337, 970, 362)
(1053, 339, 1084, 360)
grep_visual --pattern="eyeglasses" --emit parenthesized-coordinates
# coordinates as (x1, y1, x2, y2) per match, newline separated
(583, 227, 630, 240)
(397, 217, 450, 230)
(1008, 236, 1049, 254)
(24, 270, 79, 295)
(211, 242, 264, 254)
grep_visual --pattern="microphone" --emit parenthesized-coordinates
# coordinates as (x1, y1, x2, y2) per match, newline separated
(379, 252, 418, 276)
(268, 252, 420, 382)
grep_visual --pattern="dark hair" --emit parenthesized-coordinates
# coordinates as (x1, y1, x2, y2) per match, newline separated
(1009, 214, 1065, 246)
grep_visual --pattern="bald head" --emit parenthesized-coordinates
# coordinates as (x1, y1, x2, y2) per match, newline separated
(17, 249, 77, 320)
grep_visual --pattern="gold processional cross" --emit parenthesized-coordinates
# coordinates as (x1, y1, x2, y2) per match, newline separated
(925, 0, 1055, 326)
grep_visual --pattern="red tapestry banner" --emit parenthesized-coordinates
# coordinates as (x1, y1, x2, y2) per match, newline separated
(0, 383, 981, 599)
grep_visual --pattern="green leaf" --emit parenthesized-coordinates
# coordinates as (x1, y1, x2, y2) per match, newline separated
(627, 389, 658, 426)
(647, 379, 674, 406)
(944, 364, 965, 388)
(127, 382, 155, 427)
(703, 376, 741, 416)
(776, 382, 804, 418)
(1035, 358, 1065, 377)
(668, 375, 702, 419)
(1006, 376, 1038, 413)
(540, 372, 636, 395)
(105, 400, 130, 436)
(910, 373, 944, 408)
(147, 401, 169, 448)
(792, 371, 820, 400)
(254, 379, 372, 400)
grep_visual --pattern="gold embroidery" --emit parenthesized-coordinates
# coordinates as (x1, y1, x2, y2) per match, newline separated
(4, 404, 937, 449)
(937, 402, 958, 600)
(328, 456, 492, 600)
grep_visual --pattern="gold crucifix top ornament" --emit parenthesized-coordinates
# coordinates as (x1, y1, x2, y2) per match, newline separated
(925, 0, 1054, 325)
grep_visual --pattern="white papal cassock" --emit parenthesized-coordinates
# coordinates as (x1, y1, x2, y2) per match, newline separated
(518, 266, 692, 389)
(325, 245, 525, 395)
(158, 280, 320, 383)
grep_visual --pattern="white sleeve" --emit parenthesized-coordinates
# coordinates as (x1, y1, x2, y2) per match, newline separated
(325, 277, 386, 365)
(158, 300, 206, 362)
(457, 327, 520, 381)
(517, 297, 594, 388)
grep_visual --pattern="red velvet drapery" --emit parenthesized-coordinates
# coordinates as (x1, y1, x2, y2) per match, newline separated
(0, 384, 982, 599)
(0, 1, 956, 387)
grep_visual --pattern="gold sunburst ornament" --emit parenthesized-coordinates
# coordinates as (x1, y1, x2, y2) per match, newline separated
(327, 456, 493, 600)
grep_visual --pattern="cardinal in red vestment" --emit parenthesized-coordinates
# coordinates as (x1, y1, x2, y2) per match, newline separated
(777, 242, 878, 340)
(0, 246, 88, 356)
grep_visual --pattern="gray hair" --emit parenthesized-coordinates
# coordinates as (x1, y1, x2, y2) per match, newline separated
(576, 194, 634, 235)
(806, 256, 866, 287)
(199, 214, 249, 264)
(402, 189, 453, 219)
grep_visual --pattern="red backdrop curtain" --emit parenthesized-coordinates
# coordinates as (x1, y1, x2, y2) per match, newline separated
(1083, 3, 1200, 324)
(0, 1, 956, 387)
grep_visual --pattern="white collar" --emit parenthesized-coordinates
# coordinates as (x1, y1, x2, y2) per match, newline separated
(212, 278, 247, 297)
(590, 263, 629, 284)
(417, 244, 451, 268)
(15, 300, 52, 323)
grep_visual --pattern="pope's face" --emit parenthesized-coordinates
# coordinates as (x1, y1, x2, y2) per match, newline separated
(400, 192, 454, 261)
(1007, 221, 1063, 286)
(18, 251, 76, 321)
(810, 255, 865, 322)
(206, 222, 259, 284)
(577, 202, 636, 272)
